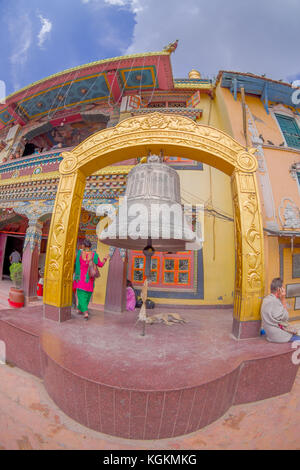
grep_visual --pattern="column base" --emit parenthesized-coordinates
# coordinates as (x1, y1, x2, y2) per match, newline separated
(104, 248, 127, 314)
(25, 295, 38, 304)
(232, 318, 261, 339)
(104, 307, 125, 315)
(43, 304, 71, 322)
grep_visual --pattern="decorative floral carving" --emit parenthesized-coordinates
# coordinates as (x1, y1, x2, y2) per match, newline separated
(231, 169, 264, 320)
(70, 113, 249, 174)
(44, 171, 85, 305)
(279, 198, 300, 230)
(237, 151, 257, 172)
(59, 154, 78, 174)
(23, 220, 43, 252)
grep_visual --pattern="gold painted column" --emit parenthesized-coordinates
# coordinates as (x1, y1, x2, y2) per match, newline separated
(231, 162, 265, 338)
(43, 156, 86, 322)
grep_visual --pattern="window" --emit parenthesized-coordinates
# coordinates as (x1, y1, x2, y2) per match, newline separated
(132, 254, 160, 285)
(164, 156, 196, 166)
(163, 257, 190, 285)
(170, 102, 186, 108)
(292, 253, 300, 278)
(165, 156, 190, 162)
(147, 102, 166, 108)
(275, 114, 300, 149)
(130, 251, 193, 288)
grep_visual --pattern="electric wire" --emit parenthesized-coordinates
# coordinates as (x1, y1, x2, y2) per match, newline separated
(181, 188, 234, 221)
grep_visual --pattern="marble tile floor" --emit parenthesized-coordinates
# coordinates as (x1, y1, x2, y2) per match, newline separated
(0, 304, 300, 448)
(0, 362, 300, 450)
(0, 279, 43, 309)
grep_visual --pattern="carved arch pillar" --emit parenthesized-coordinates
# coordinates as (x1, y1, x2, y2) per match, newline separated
(231, 169, 265, 338)
(43, 169, 86, 322)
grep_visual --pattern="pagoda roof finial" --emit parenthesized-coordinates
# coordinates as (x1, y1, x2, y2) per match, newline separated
(163, 39, 179, 54)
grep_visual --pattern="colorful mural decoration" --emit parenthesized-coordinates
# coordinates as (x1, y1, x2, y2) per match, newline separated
(17, 74, 111, 119)
(119, 66, 157, 89)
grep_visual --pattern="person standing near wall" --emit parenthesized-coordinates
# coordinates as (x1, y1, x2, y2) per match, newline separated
(9, 249, 21, 265)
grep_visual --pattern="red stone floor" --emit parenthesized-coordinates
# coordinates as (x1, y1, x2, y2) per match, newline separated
(0, 297, 300, 448)
(0, 278, 43, 309)
(1, 360, 300, 450)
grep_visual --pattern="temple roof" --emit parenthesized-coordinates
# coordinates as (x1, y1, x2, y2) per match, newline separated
(0, 51, 174, 129)
(0, 49, 217, 131)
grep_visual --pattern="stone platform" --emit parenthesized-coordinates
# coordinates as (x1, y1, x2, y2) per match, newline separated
(0, 306, 298, 440)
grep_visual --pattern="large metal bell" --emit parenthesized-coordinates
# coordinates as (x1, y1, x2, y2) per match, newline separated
(99, 155, 196, 252)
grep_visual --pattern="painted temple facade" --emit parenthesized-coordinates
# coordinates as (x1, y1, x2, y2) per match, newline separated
(0, 50, 299, 319)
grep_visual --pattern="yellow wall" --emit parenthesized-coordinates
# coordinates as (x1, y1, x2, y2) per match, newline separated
(264, 235, 280, 295)
(91, 161, 235, 307)
(212, 86, 234, 136)
(147, 165, 235, 306)
(92, 240, 110, 305)
(195, 90, 232, 133)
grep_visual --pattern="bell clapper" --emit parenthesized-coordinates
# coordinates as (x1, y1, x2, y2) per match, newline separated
(137, 240, 155, 336)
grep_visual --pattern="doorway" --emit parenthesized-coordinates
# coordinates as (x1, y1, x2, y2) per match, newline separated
(3, 236, 24, 278)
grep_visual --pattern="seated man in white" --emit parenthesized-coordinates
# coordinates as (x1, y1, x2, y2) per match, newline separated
(261, 277, 300, 343)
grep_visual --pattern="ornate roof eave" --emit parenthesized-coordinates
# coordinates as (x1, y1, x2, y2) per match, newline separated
(215, 70, 294, 88)
(3, 51, 171, 105)
(216, 70, 298, 112)
(130, 107, 202, 120)
(0, 165, 133, 187)
(173, 79, 214, 92)
(264, 228, 300, 237)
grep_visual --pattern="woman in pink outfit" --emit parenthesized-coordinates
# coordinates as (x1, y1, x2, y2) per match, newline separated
(74, 239, 108, 320)
(126, 279, 136, 311)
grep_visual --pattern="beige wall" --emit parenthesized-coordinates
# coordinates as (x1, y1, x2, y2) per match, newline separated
(218, 81, 300, 316)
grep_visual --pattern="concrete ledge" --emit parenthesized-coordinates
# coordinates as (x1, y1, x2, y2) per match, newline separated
(232, 318, 261, 339)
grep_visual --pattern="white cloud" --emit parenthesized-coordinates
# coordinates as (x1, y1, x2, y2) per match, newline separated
(81, 0, 143, 13)
(9, 14, 32, 66)
(8, 12, 33, 90)
(105, 0, 143, 11)
(37, 14, 52, 48)
(124, 0, 300, 81)
(104, 0, 128, 5)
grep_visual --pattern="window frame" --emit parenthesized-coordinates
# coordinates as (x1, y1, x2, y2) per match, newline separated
(273, 111, 300, 150)
(162, 256, 190, 286)
(130, 250, 193, 289)
(297, 172, 300, 196)
(131, 253, 160, 286)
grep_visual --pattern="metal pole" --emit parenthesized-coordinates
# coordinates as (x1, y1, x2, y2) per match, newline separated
(241, 87, 249, 150)
(140, 239, 154, 336)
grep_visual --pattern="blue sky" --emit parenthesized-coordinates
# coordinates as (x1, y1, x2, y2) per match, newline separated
(0, 0, 299, 96)
(0, 0, 136, 95)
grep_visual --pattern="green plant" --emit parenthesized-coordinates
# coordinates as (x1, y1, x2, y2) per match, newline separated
(9, 263, 23, 289)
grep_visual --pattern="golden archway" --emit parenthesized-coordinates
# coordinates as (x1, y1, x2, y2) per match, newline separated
(43, 113, 264, 325)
